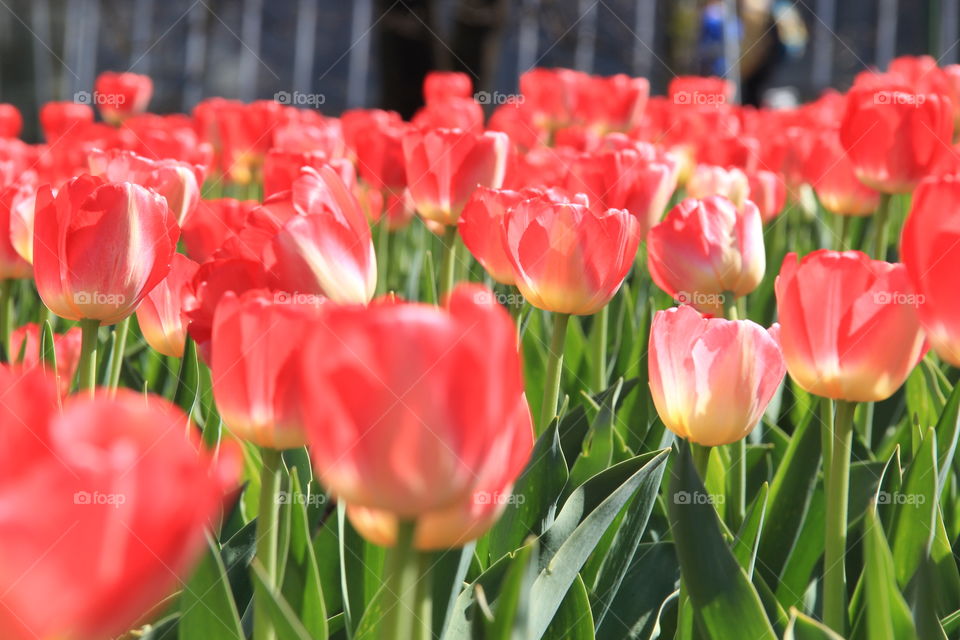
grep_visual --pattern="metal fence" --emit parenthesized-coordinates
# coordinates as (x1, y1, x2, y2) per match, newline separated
(0, 0, 955, 140)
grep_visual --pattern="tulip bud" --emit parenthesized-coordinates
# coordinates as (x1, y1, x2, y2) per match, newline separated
(649, 305, 785, 446)
(93, 71, 153, 124)
(33, 175, 179, 325)
(647, 196, 765, 315)
(686, 165, 750, 208)
(804, 129, 881, 216)
(136, 253, 199, 358)
(501, 192, 640, 315)
(775, 250, 925, 402)
(9, 323, 82, 393)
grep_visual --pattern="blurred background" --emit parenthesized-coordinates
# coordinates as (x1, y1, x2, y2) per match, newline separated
(0, 0, 952, 141)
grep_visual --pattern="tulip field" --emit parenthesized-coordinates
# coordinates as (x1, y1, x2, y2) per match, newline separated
(3, 58, 960, 640)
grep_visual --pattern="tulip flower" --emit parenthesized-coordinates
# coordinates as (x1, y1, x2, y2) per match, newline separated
(775, 248, 924, 634)
(94, 71, 153, 124)
(647, 196, 765, 316)
(136, 253, 199, 358)
(775, 250, 924, 403)
(211, 290, 316, 449)
(264, 166, 377, 304)
(0, 104, 22, 138)
(0, 367, 238, 640)
(0, 183, 31, 281)
(746, 169, 787, 223)
(839, 81, 953, 194)
(9, 322, 82, 393)
(180, 197, 258, 263)
(262, 149, 331, 197)
(39, 101, 94, 142)
(7, 181, 38, 266)
(423, 71, 473, 103)
(686, 165, 750, 208)
(901, 173, 960, 367)
(412, 97, 485, 133)
(33, 175, 179, 326)
(298, 284, 532, 547)
(804, 129, 881, 217)
(648, 305, 785, 446)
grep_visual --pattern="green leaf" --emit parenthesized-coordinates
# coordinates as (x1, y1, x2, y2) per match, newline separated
(934, 377, 960, 494)
(733, 482, 768, 578)
(595, 542, 678, 640)
(485, 540, 539, 639)
(178, 533, 245, 640)
(173, 337, 200, 417)
(668, 444, 776, 640)
(432, 543, 476, 637)
(540, 574, 595, 640)
(783, 608, 844, 639)
(863, 505, 918, 640)
(250, 560, 316, 640)
(527, 450, 669, 639)
(487, 420, 569, 562)
(889, 426, 937, 587)
(279, 468, 328, 640)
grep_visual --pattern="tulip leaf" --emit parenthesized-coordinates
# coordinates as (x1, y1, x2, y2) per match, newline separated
(541, 574, 595, 640)
(733, 482, 769, 578)
(484, 540, 539, 639)
(431, 542, 476, 637)
(178, 533, 245, 640)
(934, 376, 960, 494)
(140, 615, 180, 640)
(443, 548, 521, 640)
(250, 560, 316, 640)
(527, 449, 669, 639)
(756, 411, 821, 587)
(595, 542, 678, 640)
(488, 418, 569, 562)
(862, 505, 918, 640)
(888, 426, 937, 587)
(279, 468, 328, 640)
(172, 336, 200, 416)
(668, 443, 777, 640)
(567, 378, 633, 494)
(783, 608, 844, 640)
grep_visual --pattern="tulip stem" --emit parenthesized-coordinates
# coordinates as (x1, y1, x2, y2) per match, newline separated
(690, 442, 711, 480)
(838, 215, 851, 251)
(376, 219, 391, 296)
(77, 318, 100, 395)
(589, 305, 609, 392)
(105, 316, 130, 392)
(380, 520, 431, 640)
(0, 279, 11, 361)
(873, 193, 893, 260)
(722, 291, 738, 321)
(439, 225, 459, 299)
(540, 312, 570, 434)
(254, 448, 283, 640)
(823, 399, 857, 635)
(720, 292, 745, 527)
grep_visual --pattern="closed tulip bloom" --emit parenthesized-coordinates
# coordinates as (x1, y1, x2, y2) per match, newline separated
(804, 129, 881, 216)
(775, 250, 925, 402)
(902, 174, 960, 366)
(9, 323, 82, 393)
(747, 169, 787, 222)
(402, 128, 509, 225)
(686, 165, 750, 208)
(180, 198, 258, 263)
(211, 291, 316, 449)
(0, 104, 22, 139)
(39, 101, 94, 142)
(262, 149, 331, 197)
(33, 175, 179, 325)
(94, 71, 153, 124)
(265, 166, 377, 304)
(0, 367, 239, 640)
(839, 82, 953, 193)
(298, 285, 533, 549)
(0, 183, 31, 279)
(136, 253, 199, 358)
(501, 192, 640, 315)
(647, 196, 765, 315)
(423, 71, 473, 103)
(649, 305, 785, 446)
(7, 181, 38, 266)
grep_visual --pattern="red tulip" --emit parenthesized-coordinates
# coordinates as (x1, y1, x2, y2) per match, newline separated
(263, 148, 332, 197)
(901, 173, 960, 366)
(501, 192, 640, 315)
(263, 166, 377, 304)
(39, 101, 94, 142)
(402, 128, 509, 225)
(775, 250, 925, 402)
(350, 115, 408, 195)
(136, 253, 199, 358)
(686, 165, 750, 208)
(93, 71, 153, 124)
(412, 97, 485, 133)
(7, 181, 39, 266)
(423, 71, 473, 103)
(122, 113, 214, 167)
(667, 76, 734, 107)
(519, 68, 582, 131)
(649, 305, 785, 446)
(180, 198, 258, 263)
(839, 81, 953, 193)
(88, 148, 204, 225)
(804, 129, 881, 216)
(0, 183, 31, 280)
(211, 290, 317, 448)
(33, 175, 179, 325)
(647, 196, 765, 315)
(747, 169, 787, 222)
(297, 284, 533, 549)
(9, 322, 82, 392)
(0, 104, 22, 138)
(0, 367, 238, 640)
